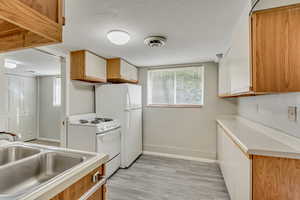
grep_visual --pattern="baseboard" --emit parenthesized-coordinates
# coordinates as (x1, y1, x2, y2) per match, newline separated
(143, 151, 216, 163)
(37, 137, 61, 143)
(143, 144, 216, 160)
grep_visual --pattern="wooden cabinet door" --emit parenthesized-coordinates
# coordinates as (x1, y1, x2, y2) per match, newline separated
(50, 166, 104, 200)
(252, 4, 300, 92)
(87, 186, 105, 200)
(253, 156, 300, 200)
(287, 6, 300, 91)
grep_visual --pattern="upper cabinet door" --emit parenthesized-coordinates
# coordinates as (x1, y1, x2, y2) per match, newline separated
(218, 49, 231, 96)
(252, 4, 300, 92)
(228, 1, 252, 94)
(107, 58, 138, 84)
(71, 50, 107, 83)
(85, 51, 107, 81)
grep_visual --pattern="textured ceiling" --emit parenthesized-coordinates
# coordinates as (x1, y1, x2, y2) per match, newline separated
(57, 0, 248, 67)
(3, 49, 60, 76)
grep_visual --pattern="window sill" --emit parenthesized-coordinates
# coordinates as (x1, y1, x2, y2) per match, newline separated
(146, 104, 203, 108)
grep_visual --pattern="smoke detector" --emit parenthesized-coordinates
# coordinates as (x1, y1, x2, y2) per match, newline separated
(144, 36, 167, 48)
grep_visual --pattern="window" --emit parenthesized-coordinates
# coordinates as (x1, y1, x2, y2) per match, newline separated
(147, 66, 204, 106)
(53, 77, 61, 106)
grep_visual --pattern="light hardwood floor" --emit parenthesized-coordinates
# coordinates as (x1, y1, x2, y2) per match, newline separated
(107, 155, 230, 200)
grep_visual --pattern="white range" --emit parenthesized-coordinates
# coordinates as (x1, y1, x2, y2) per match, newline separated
(67, 113, 121, 178)
(96, 83, 142, 168)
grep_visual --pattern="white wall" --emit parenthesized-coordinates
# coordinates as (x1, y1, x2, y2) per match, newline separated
(140, 62, 237, 160)
(38, 76, 61, 140)
(238, 93, 300, 138)
(69, 81, 95, 115)
(64, 55, 95, 116)
(6, 74, 37, 141)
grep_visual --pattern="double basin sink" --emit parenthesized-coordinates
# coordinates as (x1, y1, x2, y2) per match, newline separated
(0, 143, 94, 199)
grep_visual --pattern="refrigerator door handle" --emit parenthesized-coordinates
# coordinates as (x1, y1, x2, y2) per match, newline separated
(126, 111, 130, 129)
(126, 88, 131, 109)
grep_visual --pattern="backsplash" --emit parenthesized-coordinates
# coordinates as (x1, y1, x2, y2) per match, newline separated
(0, 116, 8, 132)
(238, 93, 300, 138)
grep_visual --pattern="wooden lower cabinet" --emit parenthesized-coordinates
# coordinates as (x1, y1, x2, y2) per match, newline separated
(50, 165, 106, 200)
(87, 186, 106, 200)
(253, 156, 300, 200)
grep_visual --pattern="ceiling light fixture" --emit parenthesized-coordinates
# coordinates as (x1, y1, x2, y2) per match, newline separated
(4, 59, 17, 69)
(107, 30, 130, 45)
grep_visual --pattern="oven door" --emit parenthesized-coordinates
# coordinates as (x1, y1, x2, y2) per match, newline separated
(96, 128, 121, 161)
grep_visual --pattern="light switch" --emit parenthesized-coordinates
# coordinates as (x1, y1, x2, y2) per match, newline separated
(288, 106, 297, 122)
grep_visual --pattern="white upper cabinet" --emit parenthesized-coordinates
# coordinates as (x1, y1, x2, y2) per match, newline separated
(219, 1, 252, 95)
(218, 49, 231, 96)
(71, 50, 107, 83)
(229, 1, 252, 94)
(107, 58, 138, 83)
(120, 60, 138, 81)
(85, 51, 107, 81)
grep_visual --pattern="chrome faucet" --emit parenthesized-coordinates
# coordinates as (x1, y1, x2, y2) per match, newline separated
(0, 132, 21, 141)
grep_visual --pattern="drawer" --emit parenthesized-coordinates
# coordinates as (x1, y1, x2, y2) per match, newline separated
(50, 165, 105, 200)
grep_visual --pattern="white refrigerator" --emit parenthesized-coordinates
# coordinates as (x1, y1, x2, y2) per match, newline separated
(96, 84, 142, 168)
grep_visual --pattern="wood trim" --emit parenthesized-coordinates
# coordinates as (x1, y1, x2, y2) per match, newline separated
(252, 155, 300, 200)
(0, 31, 58, 53)
(50, 166, 105, 200)
(107, 58, 122, 79)
(0, 0, 62, 52)
(83, 76, 107, 83)
(107, 78, 138, 84)
(18, 0, 59, 23)
(219, 90, 255, 98)
(0, 0, 62, 42)
(146, 104, 203, 108)
(57, 0, 64, 25)
(218, 122, 251, 159)
(252, 3, 300, 14)
(87, 186, 104, 200)
(71, 50, 86, 80)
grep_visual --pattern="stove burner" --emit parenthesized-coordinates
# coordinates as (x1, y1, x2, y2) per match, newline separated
(95, 118, 113, 122)
(91, 120, 100, 124)
(79, 119, 89, 124)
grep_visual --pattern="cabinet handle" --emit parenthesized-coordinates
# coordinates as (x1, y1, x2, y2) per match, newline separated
(92, 171, 105, 183)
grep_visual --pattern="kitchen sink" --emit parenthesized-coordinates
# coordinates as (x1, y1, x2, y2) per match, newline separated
(0, 144, 95, 199)
(0, 146, 40, 166)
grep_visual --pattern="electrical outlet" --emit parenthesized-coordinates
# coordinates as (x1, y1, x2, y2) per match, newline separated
(288, 106, 297, 122)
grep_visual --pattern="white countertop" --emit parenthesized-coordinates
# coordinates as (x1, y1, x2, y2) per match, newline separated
(0, 142, 109, 200)
(217, 115, 300, 159)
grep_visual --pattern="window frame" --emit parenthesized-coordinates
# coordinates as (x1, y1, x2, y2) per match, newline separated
(146, 66, 205, 108)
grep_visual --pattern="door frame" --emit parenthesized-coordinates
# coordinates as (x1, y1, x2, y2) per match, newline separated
(34, 46, 69, 147)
